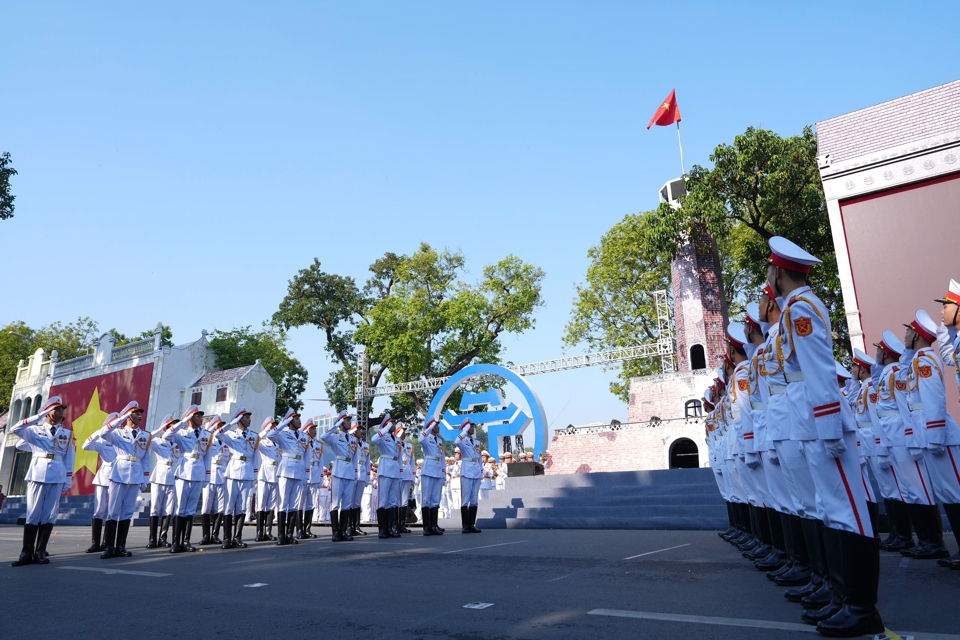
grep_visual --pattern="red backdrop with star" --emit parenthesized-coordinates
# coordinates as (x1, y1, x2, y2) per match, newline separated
(50, 363, 154, 496)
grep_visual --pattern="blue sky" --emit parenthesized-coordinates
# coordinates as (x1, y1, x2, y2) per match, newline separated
(3, 2, 958, 447)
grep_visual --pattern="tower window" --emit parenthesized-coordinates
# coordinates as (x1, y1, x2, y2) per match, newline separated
(685, 399, 702, 418)
(690, 344, 706, 370)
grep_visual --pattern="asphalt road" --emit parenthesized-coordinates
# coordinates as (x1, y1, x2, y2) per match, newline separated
(1, 525, 958, 640)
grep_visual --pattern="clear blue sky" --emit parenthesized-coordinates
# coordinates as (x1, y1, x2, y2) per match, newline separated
(3, 2, 958, 447)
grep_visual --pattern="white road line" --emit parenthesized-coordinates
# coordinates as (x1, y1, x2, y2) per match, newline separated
(443, 541, 527, 554)
(58, 566, 171, 577)
(587, 609, 960, 640)
(624, 543, 690, 560)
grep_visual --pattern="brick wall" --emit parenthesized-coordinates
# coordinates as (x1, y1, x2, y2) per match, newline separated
(671, 235, 727, 372)
(818, 79, 960, 164)
(628, 368, 715, 423)
(544, 421, 709, 474)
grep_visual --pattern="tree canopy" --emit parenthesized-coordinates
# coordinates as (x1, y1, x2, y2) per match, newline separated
(563, 210, 674, 401)
(273, 243, 546, 423)
(0, 152, 16, 221)
(208, 326, 308, 417)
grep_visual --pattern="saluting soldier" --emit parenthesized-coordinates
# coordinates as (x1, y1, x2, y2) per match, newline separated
(320, 412, 357, 541)
(255, 417, 280, 541)
(217, 407, 259, 548)
(455, 420, 483, 534)
(935, 278, 960, 569)
(82, 412, 119, 553)
(396, 426, 415, 533)
(301, 418, 324, 539)
(349, 422, 371, 536)
(263, 408, 308, 545)
(371, 415, 402, 538)
(146, 414, 180, 548)
(10, 396, 76, 567)
(162, 405, 212, 553)
(200, 416, 227, 546)
(418, 419, 445, 536)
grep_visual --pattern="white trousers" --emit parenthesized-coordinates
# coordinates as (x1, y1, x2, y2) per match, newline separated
(925, 444, 960, 504)
(175, 478, 204, 517)
(890, 446, 935, 505)
(451, 478, 461, 509)
(860, 463, 877, 503)
(764, 454, 797, 516)
(93, 484, 110, 520)
(257, 480, 278, 512)
(352, 480, 367, 510)
(360, 485, 373, 522)
(421, 475, 443, 508)
(735, 456, 763, 508)
(397, 479, 413, 508)
(869, 456, 900, 501)
(318, 488, 331, 521)
(800, 433, 873, 537)
(278, 476, 304, 513)
(202, 482, 225, 514)
(331, 477, 356, 512)
(25, 481, 62, 526)
(724, 458, 747, 503)
(107, 482, 140, 521)
(774, 439, 818, 519)
(378, 476, 399, 510)
(225, 478, 254, 516)
(150, 483, 175, 517)
(460, 476, 481, 507)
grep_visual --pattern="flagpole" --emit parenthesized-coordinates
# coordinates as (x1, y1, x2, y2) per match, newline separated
(676, 121, 685, 176)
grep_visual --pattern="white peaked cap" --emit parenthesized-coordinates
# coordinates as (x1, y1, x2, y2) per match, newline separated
(768, 236, 822, 273)
(852, 349, 875, 369)
(876, 330, 904, 358)
(726, 322, 747, 348)
(835, 362, 852, 379)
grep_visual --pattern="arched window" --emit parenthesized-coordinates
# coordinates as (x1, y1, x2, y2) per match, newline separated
(22, 397, 33, 420)
(669, 437, 700, 469)
(11, 398, 23, 423)
(35, 394, 43, 413)
(684, 399, 702, 418)
(690, 344, 706, 370)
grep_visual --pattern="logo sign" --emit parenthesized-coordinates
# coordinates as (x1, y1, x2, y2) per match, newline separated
(425, 364, 548, 462)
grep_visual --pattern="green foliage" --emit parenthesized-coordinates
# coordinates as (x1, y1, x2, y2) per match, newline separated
(208, 326, 308, 418)
(274, 244, 546, 423)
(650, 126, 848, 361)
(0, 321, 35, 413)
(563, 211, 674, 401)
(111, 325, 174, 348)
(32, 317, 102, 359)
(0, 152, 16, 221)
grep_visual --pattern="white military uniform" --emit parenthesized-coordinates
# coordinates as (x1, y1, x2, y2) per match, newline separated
(202, 421, 227, 517)
(372, 424, 401, 510)
(398, 438, 415, 508)
(164, 415, 211, 519)
(218, 421, 260, 517)
(83, 413, 118, 522)
(256, 431, 280, 513)
(149, 425, 179, 518)
(320, 424, 357, 514)
(455, 430, 483, 507)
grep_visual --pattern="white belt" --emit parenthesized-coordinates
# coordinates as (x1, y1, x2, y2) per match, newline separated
(467, 458, 479, 463)
(877, 410, 899, 418)
(908, 402, 923, 412)
(768, 385, 787, 395)
(336, 456, 352, 462)
(751, 401, 766, 410)
(165, 461, 174, 467)
(785, 371, 804, 383)
(426, 456, 440, 461)
(382, 455, 397, 461)
(123, 455, 138, 462)
(730, 409, 741, 420)
(42, 453, 63, 460)
(187, 453, 201, 460)
(282, 453, 302, 460)
(856, 421, 873, 429)
(233, 455, 248, 462)
(269, 461, 278, 466)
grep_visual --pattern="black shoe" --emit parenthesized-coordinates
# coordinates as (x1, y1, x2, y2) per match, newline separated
(766, 560, 793, 580)
(354, 509, 367, 536)
(461, 506, 471, 534)
(114, 520, 133, 558)
(199, 513, 213, 545)
(146, 515, 159, 549)
(211, 512, 223, 545)
(222, 515, 236, 549)
(377, 508, 389, 539)
(881, 535, 915, 552)
(255, 511, 269, 542)
(331, 511, 343, 542)
(101, 520, 119, 559)
(775, 563, 813, 587)
(816, 531, 883, 637)
(182, 519, 196, 551)
(234, 514, 248, 548)
(276, 512, 290, 545)
(89, 518, 106, 553)
(468, 506, 482, 533)
(265, 511, 277, 540)
(938, 552, 960, 569)
(159, 515, 172, 548)
(909, 540, 951, 559)
(169, 516, 185, 553)
(11, 552, 34, 567)
(11, 524, 37, 567)
(32, 523, 54, 564)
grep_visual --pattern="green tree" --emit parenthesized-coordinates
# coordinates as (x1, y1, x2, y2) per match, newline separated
(0, 152, 16, 221)
(651, 126, 847, 360)
(0, 321, 36, 413)
(111, 325, 174, 348)
(273, 243, 546, 423)
(563, 210, 674, 401)
(208, 326, 308, 417)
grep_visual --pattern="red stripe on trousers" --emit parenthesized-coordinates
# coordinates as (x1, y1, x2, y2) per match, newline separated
(948, 447, 960, 486)
(891, 466, 904, 501)
(835, 458, 865, 536)
(915, 461, 933, 505)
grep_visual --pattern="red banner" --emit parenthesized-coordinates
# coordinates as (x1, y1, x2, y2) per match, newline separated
(50, 363, 154, 496)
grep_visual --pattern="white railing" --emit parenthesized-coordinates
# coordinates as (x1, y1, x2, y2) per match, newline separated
(13, 373, 45, 390)
(53, 354, 94, 377)
(554, 417, 702, 436)
(112, 338, 155, 361)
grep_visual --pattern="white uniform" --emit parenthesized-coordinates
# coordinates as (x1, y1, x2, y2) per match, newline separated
(202, 433, 226, 516)
(11, 416, 75, 525)
(372, 429, 401, 509)
(83, 426, 117, 521)
(149, 429, 179, 517)
(418, 432, 446, 509)
(455, 434, 483, 507)
(218, 424, 260, 516)
(256, 438, 280, 512)
(97, 422, 151, 521)
(164, 424, 212, 518)
(320, 428, 357, 513)
(263, 422, 308, 513)
(398, 440, 415, 508)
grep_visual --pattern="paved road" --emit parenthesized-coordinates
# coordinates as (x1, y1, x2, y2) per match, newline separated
(1, 525, 958, 639)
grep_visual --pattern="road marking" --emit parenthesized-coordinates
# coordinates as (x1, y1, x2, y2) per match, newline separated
(244, 583, 268, 587)
(624, 543, 690, 560)
(443, 541, 527, 554)
(899, 557, 911, 568)
(547, 543, 690, 582)
(463, 602, 494, 609)
(58, 566, 170, 577)
(587, 610, 955, 640)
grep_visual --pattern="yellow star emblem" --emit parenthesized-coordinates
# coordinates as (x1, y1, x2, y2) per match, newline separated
(662, 102, 671, 109)
(73, 387, 109, 477)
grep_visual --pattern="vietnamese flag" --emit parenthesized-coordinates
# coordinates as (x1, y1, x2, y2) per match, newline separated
(647, 89, 681, 129)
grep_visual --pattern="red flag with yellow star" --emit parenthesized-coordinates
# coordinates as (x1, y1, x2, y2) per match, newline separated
(647, 89, 681, 129)
(49, 363, 155, 496)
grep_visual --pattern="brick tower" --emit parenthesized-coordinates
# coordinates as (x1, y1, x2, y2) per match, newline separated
(671, 234, 728, 372)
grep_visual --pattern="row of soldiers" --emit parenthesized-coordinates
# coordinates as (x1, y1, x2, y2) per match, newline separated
(704, 236, 960, 639)
(9, 398, 490, 566)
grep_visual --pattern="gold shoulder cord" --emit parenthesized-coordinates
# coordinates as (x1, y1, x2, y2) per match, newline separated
(879, 370, 896, 401)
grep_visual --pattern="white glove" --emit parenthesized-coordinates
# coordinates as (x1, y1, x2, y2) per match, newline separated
(824, 438, 847, 459)
(909, 447, 924, 462)
(929, 443, 946, 457)
(878, 456, 892, 470)
(745, 452, 761, 469)
(767, 449, 780, 466)
(62, 479, 72, 494)
(140, 482, 149, 492)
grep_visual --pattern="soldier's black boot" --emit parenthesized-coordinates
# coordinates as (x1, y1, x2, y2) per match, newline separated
(879, 499, 899, 549)
(469, 505, 482, 533)
(816, 530, 883, 637)
(883, 499, 915, 552)
(756, 508, 787, 571)
(801, 526, 844, 624)
(800, 521, 834, 610)
(11, 524, 38, 566)
(169, 516, 184, 553)
(183, 518, 196, 551)
(331, 510, 343, 542)
(101, 520, 119, 559)
(377, 508, 389, 539)
(937, 503, 960, 569)
(89, 517, 106, 552)
(908, 504, 950, 559)
(221, 515, 235, 549)
(266, 511, 277, 540)
(354, 508, 366, 536)
(276, 511, 289, 545)
(34, 523, 54, 564)
(200, 513, 213, 545)
(159, 515, 172, 548)
(255, 510, 267, 542)
(783, 518, 821, 598)
(235, 514, 248, 548)
(398, 506, 411, 533)
(146, 516, 159, 549)
(775, 514, 811, 585)
(866, 501, 880, 540)
(340, 510, 354, 541)
(115, 520, 133, 558)
(288, 511, 299, 544)
(432, 507, 445, 535)
(423, 506, 435, 536)
(211, 512, 223, 545)
(388, 508, 401, 538)
(461, 506, 471, 533)
(304, 509, 317, 538)
(746, 508, 772, 560)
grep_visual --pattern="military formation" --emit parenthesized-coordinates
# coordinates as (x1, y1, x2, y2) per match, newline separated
(8, 401, 497, 567)
(705, 236, 960, 638)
